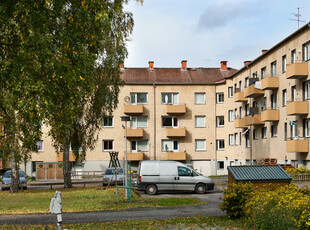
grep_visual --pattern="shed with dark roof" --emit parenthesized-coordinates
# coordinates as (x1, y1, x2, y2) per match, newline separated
(227, 165, 292, 188)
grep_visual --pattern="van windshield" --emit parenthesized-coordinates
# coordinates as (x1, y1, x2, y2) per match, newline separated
(105, 168, 123, 175)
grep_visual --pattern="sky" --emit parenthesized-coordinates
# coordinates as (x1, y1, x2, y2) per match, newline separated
(124, 0, 310, 70)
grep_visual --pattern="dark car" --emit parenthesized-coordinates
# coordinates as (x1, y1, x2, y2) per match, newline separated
(1, 170, 27, 190)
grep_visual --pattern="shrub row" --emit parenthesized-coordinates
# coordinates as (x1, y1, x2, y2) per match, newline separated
(219, 183, 310, 230)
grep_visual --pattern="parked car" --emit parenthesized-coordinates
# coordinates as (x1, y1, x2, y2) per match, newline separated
(1, 170, 27, 190)
(138, 160, 214, 195)
(103, 168, 124, 185)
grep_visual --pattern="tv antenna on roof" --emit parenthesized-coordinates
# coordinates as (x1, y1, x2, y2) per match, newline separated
(289, 7, 306, 29)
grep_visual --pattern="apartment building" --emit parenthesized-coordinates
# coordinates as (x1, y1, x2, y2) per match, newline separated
(28, 22, 310, 178)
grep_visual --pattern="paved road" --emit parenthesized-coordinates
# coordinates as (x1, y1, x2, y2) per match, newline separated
(0, 185, 225, 225)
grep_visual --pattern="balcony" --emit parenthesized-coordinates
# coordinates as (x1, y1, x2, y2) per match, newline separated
(234, 118, 247, 128)
(234, 88, 247, 102)
(286, 62, 308, 79)
(244, 109, 264, 126)
(166, 152, 187, 160)
(244, 84, 264, 98)
(166, 128, 186, 137)
(126, 128, 144, 138)
(286, 100, 308, 116)
(127, 152, 144, 161)
(123, 104, 144, 114)
(166, 104, 186, 114)
(286, 139, 308, 152)
(261, 109, 279, 122)
(261, 76, 279, 90)
(57, 153, 76, 162)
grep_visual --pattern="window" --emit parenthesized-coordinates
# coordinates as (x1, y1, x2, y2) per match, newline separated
(228, 87, 233, 98)
(271, 61, 277, 77)
(282, 55, 287, 73)
(69, 144, 82, 152)
(178, 166, 192, 176)
(282, 89, 287, 107)
(162, 116, 178, 127)
(228, 110, 234, 122)
(103, 140, 113, 151)
(216, 116, 224, 127)
(292, 85, 297, 101)
(261, 67, 267, 79)
(303, 41, 310, 62)
(239, 106, 242, 119)
(195, 139, 206, 151)
(291, 49, 296, 64)
(216, 139, 225, 151)
(234, 108, 238, 119)
(245, 104, 250, 116)
(245, 132, 250, 148)
(130, 93, 147, 104)
(36, 141, 44, 152)
(253, 129, 258, 140)
(253, 71, 257, 78)
(229, 134, 234, 146)
(271, 125, 277, 137)
(239, 81, 242, 91)
(261, 97, 267, 111)
(162, 140, 178, 152)
(271, 93, 277, 109)
(195, 116, 206, 128)
(303, 81, 310, 100)
(304, 119, 310, 137)
(218, 161, 224, 170)
(131, 116, 148, 128)
(216, 93, 224, 103)
(131, 140, 148, 152)
(234, 133, 239, 145)
(103, 117, 113, 127)
(239, 132, 242, 145)
(284, 122, 287, 141)
(262, 127, 267, 139)
(162, 93, 178, 105)
(291, 121, 298, 138)
(195, 93, 206, 104)
(245, 77, 249, 88)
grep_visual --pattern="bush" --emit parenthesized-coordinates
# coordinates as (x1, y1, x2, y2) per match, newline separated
(244, 184, 310, 230)
(219, 183, 255, 219)
(285, 166, 310, 175)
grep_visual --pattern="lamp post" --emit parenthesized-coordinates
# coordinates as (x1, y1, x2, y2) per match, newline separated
(121, 115, 130, 198)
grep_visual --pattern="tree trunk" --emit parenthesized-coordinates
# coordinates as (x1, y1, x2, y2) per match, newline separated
(63, 133, 72, 188)
(10, 157, 19, 193)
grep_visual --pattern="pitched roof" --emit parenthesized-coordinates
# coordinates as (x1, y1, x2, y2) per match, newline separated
(228, 165, 292, 182)
(121, 67, 238, 85)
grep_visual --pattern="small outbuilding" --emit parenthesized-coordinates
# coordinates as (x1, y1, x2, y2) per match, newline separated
(227, 165, 292, 188)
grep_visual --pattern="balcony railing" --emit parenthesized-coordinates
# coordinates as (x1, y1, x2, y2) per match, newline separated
(234, 88, 247, 102)
(261, 108, 279, 122)
(166, 127, 186, 137)
(123, 104, 144, 114)
(286, 138, 308, 152)
(126, 128, 144, 138)
(286, 99, 308, 116)
(286, 62, 308, 79)
(166, 104, 186, 114)
(166, 151, 187, 160)
(244, 108, 264, 126)
(234, 117, 247, 128)
(127, 152, 145, 161)
(261, 75, 279, 90)
(244, 84, 264, 98)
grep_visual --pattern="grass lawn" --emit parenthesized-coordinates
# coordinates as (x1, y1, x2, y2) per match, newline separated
(0, 187, 204, 214)
(0, 216, 248, 229)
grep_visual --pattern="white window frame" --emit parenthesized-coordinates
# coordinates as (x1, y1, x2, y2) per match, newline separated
(102, 140, 114, 151)
(195, 139, 206, 151)
(262, 127, 267, 139)
(304, 81, 310, 100)
(291, 49, 296, 64)
(131, 116, 148, 128)
(229, 134, 234, 146)
(282, 89, 287, 107)
(131, 140, 148, 152)
(228, 110, 234, 122)
(216, 139, 225, 151)
(195, 116, 206, 128)
(271, 93, 277, 109)
(130, 93, 148, 105)
(216, 116, 224, 127)
(216, 92, 224, 104)
(282, 55, 287, 73)
(253, 129, 258, 140)
(195, 93, 206, 104)
(36, 141, 44, 152)
(292, 85, 297, 101)
(271, 61, 277, 77)
(304, 119, 310, 138)
(228, 87, 233, 98)
(303, 41, 310, 62)
(218, 161, 224, 170)
(246, 132, 250, 148)
(271, 125, 278, 137)
(162, 116, 178, 128)
(162, 140, 179, 152)
(234, 133, 239, 145)
(261, 67, 267, 79)
(103, 116, 114, 128)
(245, 77, 249, 88)
(161, 93, 179, 105)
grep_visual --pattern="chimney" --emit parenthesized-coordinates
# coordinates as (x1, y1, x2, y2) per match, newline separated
(148, 61, 154, 69)
(244, 61, 251, 67)
(262, 49, 268, 54)
(181, 60, 187, 71)
(220, 61, 228, 71)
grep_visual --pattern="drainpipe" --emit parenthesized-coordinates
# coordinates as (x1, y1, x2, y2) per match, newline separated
(153, 83, 156, 160)
(246, 65, 253, 165)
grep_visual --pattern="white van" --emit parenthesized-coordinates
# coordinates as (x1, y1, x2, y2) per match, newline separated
(137, 160, 214, 195)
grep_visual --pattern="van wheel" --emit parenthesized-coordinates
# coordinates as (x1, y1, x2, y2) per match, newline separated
(146, 184, 157, 195)
(195, 183, 206, 194)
